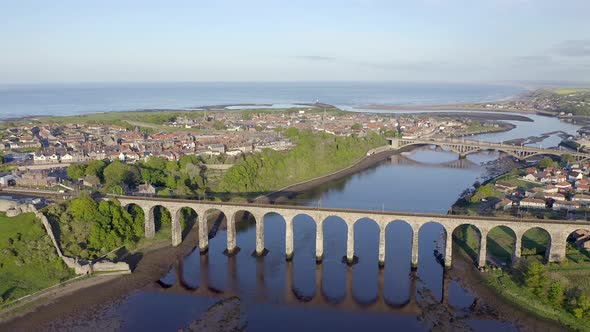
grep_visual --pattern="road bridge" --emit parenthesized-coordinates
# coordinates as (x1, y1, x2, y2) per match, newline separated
(387, 137, 589, 161)
(111, 195, 590, 269)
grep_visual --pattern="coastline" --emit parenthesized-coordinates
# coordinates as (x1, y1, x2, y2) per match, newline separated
(355, 104, 540, 114)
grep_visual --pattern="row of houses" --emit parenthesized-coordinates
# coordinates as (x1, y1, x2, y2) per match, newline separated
(0, 169, 58, 188)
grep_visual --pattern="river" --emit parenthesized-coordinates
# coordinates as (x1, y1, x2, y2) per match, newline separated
(47, 111, 579, 331)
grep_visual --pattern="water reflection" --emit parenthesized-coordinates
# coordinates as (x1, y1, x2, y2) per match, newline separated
(167, 251, 424, 313)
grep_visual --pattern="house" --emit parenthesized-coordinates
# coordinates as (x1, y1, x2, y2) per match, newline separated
(545, 193, 566, 201)
(555, 181, 573, 192)
(542, 185, 559, 194)
(576, 180, 590, 192)
(552, 201, 580, 211)
(61, 153, 75, 163)
(525, 187, 546, 198)
(522, 173, 537, 182)
(135, 183, 156, 196)
(208, 143, 226, 154)
(494, 198, 513, 210)
(519, 198, 546, 209)
(48, 154, 60, 163)
(572, 194, 590, 206)
(33, 153, 47, 164)
(0, 174, 17, 187)
(569, 171, 584, 181)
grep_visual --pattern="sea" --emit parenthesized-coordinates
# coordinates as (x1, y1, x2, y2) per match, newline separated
(0, 82, 527, 120)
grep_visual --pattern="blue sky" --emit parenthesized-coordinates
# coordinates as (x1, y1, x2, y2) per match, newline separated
(1, 0, 589, 83)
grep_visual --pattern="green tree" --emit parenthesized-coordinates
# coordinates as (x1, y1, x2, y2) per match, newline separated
(538, 157, 558, 169)
(68, 193, 102, 223)
(573, 294, 590, 319)
(561, 154, 575, 163)
(103, 161, 139, 188)
(213, 120, 225, 130)
(524, 262, 547, 298)
(351, 123, 362, 130)
(67, 164, 87, 180)
(547, 281, 565, 307)
(85, 160, 107, 180)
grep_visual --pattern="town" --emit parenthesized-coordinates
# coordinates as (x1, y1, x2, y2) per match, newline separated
(0, 107, 510, 194)
(463, 158, 590, 251)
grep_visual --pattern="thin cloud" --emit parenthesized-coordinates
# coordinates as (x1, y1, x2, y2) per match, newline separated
(294, 56, 337, 61)
(553, 40, 590, 57)
(511, 55, 554, 65)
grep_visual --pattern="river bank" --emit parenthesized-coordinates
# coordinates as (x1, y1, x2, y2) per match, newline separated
(0, 225, 203, 331)
(449, 248, 565, 332)
(262, 147, 395, 203)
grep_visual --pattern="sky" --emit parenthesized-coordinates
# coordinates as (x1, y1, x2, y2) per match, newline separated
(1, 0, 589, 84)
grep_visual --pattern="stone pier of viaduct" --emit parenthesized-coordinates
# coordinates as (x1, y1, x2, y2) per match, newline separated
(112, 195, 590, 268)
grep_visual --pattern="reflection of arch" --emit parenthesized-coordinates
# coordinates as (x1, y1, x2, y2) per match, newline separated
(451, 224, 483, 266)
(418, 221, 448, 267)
(171, 249, 423, 315)
(321, 215, 348, 261)
(382, 220, 413, 267)
(262, 211, 286, 255)
(291, 213, 317, 260)
(522, 227, 552, 261)
(318, 215, 348, 300)
(566, 229, 590, 262)
(383, 220, 413, 305)
(351, 218, 380, 304)
(486, 226, 516, 264)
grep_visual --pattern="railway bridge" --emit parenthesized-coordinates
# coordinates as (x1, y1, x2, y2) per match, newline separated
(111, 195, 590, 269)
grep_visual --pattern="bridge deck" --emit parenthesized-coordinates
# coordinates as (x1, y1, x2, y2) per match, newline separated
(108, 194, 590, 226)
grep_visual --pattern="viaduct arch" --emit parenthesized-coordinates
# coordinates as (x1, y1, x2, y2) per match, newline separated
(112, 195, 590, 269)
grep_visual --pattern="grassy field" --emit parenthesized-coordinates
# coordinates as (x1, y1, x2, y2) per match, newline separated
(553, 88, 590, 95)
(496, 174, 542, 190)
(0, 212, 73, 305)
(487, 226, 516, 263)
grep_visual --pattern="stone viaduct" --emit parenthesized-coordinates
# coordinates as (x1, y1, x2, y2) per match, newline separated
(388, 137, 590, 161)
(112, 195, 590, 269)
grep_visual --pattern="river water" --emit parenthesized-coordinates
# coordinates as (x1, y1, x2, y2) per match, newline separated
(61, 112, 579, 331)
